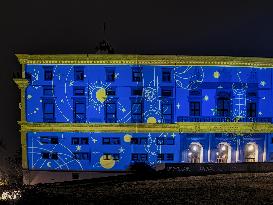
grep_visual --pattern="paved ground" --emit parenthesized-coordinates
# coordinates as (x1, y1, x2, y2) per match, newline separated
(16, 172, 273, 205)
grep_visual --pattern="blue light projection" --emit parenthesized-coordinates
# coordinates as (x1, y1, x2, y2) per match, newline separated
(25, 65, 273, 171)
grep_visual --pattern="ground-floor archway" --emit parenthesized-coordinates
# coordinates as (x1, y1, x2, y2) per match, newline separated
(188, 142, 203, 163)
(216, 142, 231, 163)
(244, 142, 258, 162)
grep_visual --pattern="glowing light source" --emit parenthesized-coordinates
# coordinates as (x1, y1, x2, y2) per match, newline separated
(1, 190, 21, 201)
(192, 145, 197, 152)
(188, 152, 192, 156)
(221, 146, 226, 151)
(248, 144, 254, 152)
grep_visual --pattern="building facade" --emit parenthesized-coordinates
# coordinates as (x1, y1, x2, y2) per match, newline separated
(14, 54, 273, 184)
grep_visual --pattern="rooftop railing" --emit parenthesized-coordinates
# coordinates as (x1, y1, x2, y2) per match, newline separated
(177, 116, 272, 123)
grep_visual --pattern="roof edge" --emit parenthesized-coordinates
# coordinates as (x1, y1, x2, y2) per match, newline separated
(15, 54, 273, 67)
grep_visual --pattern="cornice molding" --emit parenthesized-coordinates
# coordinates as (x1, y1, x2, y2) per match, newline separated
(13, 78, 29, 89)
(15, 54, 273, 67)
(18, 122, 273, 133)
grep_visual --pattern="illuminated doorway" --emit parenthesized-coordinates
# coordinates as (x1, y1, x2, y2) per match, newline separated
(244, 142, 258, 162)
(188, 142, 203, 163)
(216, 142, 231, 163)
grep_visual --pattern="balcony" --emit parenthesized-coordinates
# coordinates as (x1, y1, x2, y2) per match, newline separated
(177, 116, 272, 123)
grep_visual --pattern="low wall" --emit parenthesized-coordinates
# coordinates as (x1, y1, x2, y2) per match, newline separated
(161, 162, 273, 175)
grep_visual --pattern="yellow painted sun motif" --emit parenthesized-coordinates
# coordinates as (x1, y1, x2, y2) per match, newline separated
(124, 134, 132, 142)
(213, 71, 220, 79)
(100, 155, 115, 169)
(147, 117, 156, 124)
(96, 88, 107, 103)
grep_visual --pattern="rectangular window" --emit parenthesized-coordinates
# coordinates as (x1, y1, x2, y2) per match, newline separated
(73, 98, 86, 123)
(217, 97, 230, 116)
(103, 153, 119, 160)
(73, 87, 85, 96)
(51, 153, 58, 160)
(157, 153, 164, 160)
(131, 153, 148, 162)
(271, 137, 273, 144)
(166, 153, 174, 161)
(132, 68, 142, 82)
(106, 87, 116, 96)
(72, 137, 88, 145)
(140, 137, 148, 145)
(80, 138, 89, 145)
(157, 153, 174, 161)
(44, 66, 53, 81)
(102, 137, 120, 145)
(40, 136, 58, 144)
(106, 68, 115, 82)
(42, 98, 55, 122)
(190, 102, 201, 116)
(40, 136, 49, 144)
(112, 154, 120, 160)
(72, 137, 80, 145)
(131, 138, 138, 144)
(74, 66, 84, 81)
(161, 89, 172, 97)
(132, 88, 143, 96)
(102, 137, 110, 144)
(131, 137, 147, 145)
(156, 137, 175, 145)
(73, 152, 90, 160)
(162, 69, 171, 82)
(112, 138, 120, 144)
(131, 154, 139, 161)
(140, 154, 148, 161)
(247, 102, 256, 117)
(41, 152, 50, 159)
(51, 137, 58, 144)
(161, 103, 173, 123)
(43, 86, 54, 96)
(105, 103, 117, 123)
(42, 152, 58, 160)
(131, 102, 143, 123)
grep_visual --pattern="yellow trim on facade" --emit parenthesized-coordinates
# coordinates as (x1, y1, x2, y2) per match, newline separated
(19, 122, 273, 134)
(20, 131, 28, 169)
(16, 54, 273, 67)
(13, 79, 29, 169)
(13, 78, 29, 121)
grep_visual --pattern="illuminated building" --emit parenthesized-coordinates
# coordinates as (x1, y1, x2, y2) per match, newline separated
(13, 54, 273, 184)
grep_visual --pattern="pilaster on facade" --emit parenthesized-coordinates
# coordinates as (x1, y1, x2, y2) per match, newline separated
(13, 78, 29, 122)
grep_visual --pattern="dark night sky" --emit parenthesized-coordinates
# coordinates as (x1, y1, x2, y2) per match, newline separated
(1, 1, 273, 167)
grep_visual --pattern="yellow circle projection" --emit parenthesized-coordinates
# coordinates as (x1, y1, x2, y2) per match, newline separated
(100, 155, 115, 169)
(147, 117, 156, 123)
(213, 71, 220, 79)
(124, 134, 132, 142)
(96, 88, 107, 103)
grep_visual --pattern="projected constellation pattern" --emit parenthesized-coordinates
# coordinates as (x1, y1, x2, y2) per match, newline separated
(174, 66, 204, 90)
(54, 66, 71, 122)
(232, 72, 247, 119)
(28, 135, 84, 171)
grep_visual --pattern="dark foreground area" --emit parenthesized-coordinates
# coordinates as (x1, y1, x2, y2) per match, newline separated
(2, 172, 271, 205)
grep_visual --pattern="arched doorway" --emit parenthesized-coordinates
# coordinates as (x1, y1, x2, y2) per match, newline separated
(244, 142, 258, 162)
(188, 142, 203, 163)
(216, 142, 231, 163)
